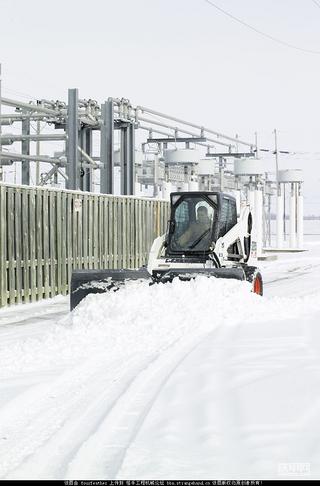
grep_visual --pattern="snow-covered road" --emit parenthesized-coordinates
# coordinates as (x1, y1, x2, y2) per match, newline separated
(0, 238, 320, 480)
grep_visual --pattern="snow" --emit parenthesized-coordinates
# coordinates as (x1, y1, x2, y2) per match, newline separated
(0, 236, 320, 479)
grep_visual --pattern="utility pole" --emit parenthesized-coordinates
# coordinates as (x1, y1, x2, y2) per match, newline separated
(219, 156, 225, 191)
(274, 128, 285, 246)
(274, 129, 279, 178)
(36, 103, 41, 185)
(21, 114, 30, 185)
(66, 88, 79, 190)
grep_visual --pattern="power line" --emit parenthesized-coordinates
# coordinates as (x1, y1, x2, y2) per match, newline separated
(311, 0, 320, 9)
(203, 0, 320, 55)
(3, 87, 38, 102)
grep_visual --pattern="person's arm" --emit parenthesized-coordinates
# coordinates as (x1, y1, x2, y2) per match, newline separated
(178, 223, 196, 246)
(178, 228, 191, 246)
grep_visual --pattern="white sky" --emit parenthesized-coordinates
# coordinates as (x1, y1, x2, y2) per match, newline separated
(1, 0, 320, 213)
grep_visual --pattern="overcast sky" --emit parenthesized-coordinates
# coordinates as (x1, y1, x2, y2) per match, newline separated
(1, 0, 320, 213)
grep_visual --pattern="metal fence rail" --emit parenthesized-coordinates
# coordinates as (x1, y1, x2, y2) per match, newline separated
(0, 183, 169, 308)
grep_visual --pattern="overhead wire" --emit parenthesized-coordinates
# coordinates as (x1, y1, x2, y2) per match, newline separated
(311, 0, 320, 9)
(2, 87, 39, 102)
(203, 0, 320, 54)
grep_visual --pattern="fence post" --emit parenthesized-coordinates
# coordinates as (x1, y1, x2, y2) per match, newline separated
(0, 185, 7, 307)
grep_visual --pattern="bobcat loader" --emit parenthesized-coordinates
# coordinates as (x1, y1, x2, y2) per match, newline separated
(70, 191, 263, 310)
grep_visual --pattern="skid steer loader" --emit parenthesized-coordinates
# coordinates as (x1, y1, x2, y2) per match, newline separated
(70, 191, 263, 310)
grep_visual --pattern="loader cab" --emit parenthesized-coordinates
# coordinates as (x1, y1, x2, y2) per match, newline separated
(166, 192, 237, 256)
(218, 194, 238, 238)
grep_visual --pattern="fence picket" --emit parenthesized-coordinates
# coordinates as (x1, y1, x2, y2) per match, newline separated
(0, 183, 169, 308)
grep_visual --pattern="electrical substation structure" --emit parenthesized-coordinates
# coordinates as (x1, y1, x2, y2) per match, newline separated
(0, 76, 304, 308)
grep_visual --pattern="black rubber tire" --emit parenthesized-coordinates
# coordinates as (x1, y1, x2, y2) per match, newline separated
(241, 265, 263, 296)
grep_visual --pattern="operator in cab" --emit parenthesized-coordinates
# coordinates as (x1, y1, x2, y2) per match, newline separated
(178, 205, 212, 249)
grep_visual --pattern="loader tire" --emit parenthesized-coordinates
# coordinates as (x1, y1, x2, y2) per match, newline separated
(242, 265, 263, 296)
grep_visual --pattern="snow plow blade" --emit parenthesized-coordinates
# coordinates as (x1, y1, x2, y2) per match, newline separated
(70, 266, 248, 311)
(153, 267, 246, 284)
(70, 267, 151, 310)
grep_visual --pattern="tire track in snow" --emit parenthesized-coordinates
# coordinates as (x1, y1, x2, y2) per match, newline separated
(65, 326, 224, 479)
(1, 352, 161, 479)
(205, 319, 320, 478)
(117, 316, 320, 479)
(0, 278, 253, 478)
(115, 318, 247, 479)
(4, 329, 219, 479)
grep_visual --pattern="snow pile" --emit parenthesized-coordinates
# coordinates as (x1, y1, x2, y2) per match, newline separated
(1, 267, 320, 480)
(1, 276, 320, 379)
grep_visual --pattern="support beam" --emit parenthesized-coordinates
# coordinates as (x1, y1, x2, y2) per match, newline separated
(0, 113, 53, 121)
(100, 100, 114, 194)
(289, 182, 297, 248)
(248, 184, 255, 214)
(206, 152, 255, 158)
(38, 164, 67, 186)
(297, 183, 304, 249)
(254, 185, 263, 257)
(80, 128, 92, 192)
(128, 123, 135, 195)
(276, 184, 284, 248)
(120, 123, 135, 195)
(120, 126, 127, 195)
(21, 116, 30, 185)
(1, 96, 61, 116)
(218, 156, 225, 191)
(0, 133, 66, 144)
(120, 125, 134, 195)
(40, 165, 59, 186)
(66, 88, 79, 190)
(0, 150, 63, 165)
(137, 105, 254, 147)
(147, 137, 206, 144)
(138, 114, 231, 148)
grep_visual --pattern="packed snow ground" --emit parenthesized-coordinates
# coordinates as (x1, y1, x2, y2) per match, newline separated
(0, 235, 320, 480)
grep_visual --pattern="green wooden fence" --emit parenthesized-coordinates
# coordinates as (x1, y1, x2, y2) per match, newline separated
(0, 183, 170, 308)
